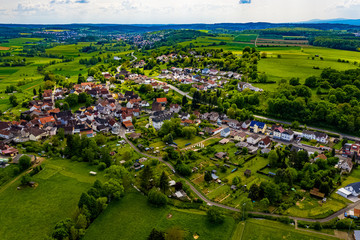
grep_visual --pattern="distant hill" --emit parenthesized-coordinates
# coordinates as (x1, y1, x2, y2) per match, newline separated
(303, 18, 360, 26)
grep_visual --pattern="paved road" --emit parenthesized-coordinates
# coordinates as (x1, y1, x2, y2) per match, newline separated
(120, 128, 359, 223)
(116, 52, 136, 73)
(153, 80, 193, 100)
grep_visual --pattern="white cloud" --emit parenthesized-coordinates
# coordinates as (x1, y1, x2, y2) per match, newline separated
(0, 0, 358, 24)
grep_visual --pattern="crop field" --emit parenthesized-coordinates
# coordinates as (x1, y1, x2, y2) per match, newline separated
(256, 46, 360, 90)
(233, 34, 258, 43)
(0, 158, 104, 240)
(83, 192, 236, 240)
(256, 38, 309, 46)
(241, 219, 338, 240)
(0, 37, 44, 48)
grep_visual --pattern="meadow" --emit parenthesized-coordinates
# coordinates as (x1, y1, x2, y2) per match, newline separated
(240, 219, 338, 240)
(255, 46, 360, 90)
(83, 192, 236, 240)
(0, 158, 104, 240)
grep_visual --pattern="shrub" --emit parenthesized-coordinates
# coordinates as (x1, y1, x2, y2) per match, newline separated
(98, 162, 107, 171)
(207, 207, 224, 224)
(148, 188, 167, 207)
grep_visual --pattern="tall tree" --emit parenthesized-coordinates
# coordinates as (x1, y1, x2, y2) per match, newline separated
(159, 171, 169, 194)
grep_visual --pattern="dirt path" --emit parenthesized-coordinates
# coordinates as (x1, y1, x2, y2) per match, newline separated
(0, 157, 45, 194)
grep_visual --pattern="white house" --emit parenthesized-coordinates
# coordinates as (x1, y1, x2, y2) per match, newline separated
(221, 127, 231, 138)
(247, 134, 261, 145)
(338, 182, 360, 198)
(281, 129, 294, 142)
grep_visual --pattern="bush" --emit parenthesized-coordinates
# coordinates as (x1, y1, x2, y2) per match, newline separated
(148, 188, 167, 207)
(207, 207, 224, 224)
(19, 155, 31, 171)
(98, 162, 107, 171)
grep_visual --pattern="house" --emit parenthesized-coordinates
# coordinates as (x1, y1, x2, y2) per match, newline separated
(215, 152, 227, 159)
(221, 127, 231, 138)
(28, 128, 47, 141)
(241, 120, 251, 129)
(272, 126, 284, 139)
(169, 104, 181, 113)
(339, 158, 353, 173)
(202, 68, 210, 75)
(150, 111, 173, 130)
(227, 119, 242, 129)
(302, 130, 328, 144)
(247, 134, 261, 145)
(281, 129, 294, 142)
(123, 121, 134, 131)
(258, 136, 271, 148)
(315, 154, 327, 161)
(249, 121, 266, 134)
(342, 182, 360, 197)
(231, 131, 247, 142)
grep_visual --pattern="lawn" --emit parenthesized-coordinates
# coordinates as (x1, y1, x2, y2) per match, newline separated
(0, 158, 104, 240)
(241, 219, 338, 240)
(175, 136, 204, 148)
(83, 192, 236, 240)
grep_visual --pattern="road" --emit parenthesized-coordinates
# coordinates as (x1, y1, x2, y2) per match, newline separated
(116, 52, 137, 73)
(154, 79, 360, 141)
(153, 80, 193, 100)
(119, 128, 359, 223)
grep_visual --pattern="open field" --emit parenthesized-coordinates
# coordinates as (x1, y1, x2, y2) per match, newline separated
(256, 46, 360, 88)
(0, 37, 44, 48)
(83, 192, 236, 240)
(0, 158, 104, 240)
(241, 219, 338, 240)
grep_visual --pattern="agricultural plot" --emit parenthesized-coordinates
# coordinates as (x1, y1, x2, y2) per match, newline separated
(0, 158, 104, 240)
(256, 46, 360, 90)
(234, 34, 258, 43)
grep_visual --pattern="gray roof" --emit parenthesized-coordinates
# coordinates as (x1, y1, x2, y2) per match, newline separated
(346, 182, 360, 194)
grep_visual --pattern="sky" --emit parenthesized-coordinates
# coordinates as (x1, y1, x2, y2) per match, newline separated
(0, 0, 360, 24)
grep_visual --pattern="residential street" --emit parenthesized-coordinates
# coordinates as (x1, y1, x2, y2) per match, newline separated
(119, 127, 359, 223)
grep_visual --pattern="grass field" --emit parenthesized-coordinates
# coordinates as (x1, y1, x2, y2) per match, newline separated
(0, 158, 103, 240)
(241, 219, 338, 240)
(84, 192, 235, 240)
(256, 46, 360, 89)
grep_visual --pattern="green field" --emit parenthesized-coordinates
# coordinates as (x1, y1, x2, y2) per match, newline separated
(0, 158, 103, 240)
(241, 219, 338, 240)
(0, 37, 44, 48)
(83, 192, 236, 240)
(234, 34, 258, 43)
(256, 46, 360, 89)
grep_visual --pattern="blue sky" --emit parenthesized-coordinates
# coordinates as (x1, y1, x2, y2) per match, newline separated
(0, 0, 360, 24)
